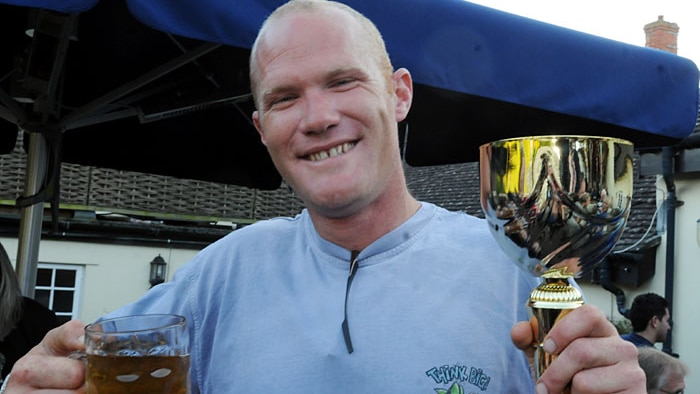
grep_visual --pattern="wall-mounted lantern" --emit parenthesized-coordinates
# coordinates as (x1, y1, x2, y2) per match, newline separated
(149, 254, 167, 287)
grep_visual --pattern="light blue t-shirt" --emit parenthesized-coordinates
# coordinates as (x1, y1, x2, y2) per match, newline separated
(111, 202, 538, 393)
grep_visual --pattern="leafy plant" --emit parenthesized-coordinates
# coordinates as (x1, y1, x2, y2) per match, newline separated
(611, 317, 632, 335)
(435, 382, 464, 394)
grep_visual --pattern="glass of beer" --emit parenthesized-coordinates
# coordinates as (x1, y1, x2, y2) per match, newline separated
(84, 314, 190, 394)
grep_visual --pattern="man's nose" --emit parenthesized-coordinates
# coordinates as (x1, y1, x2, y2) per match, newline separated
(300, 89, 340, 134)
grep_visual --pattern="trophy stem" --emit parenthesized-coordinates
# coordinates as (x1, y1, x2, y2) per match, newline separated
(528, 268, 584, 380)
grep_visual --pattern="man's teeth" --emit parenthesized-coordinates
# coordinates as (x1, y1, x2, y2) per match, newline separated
(308, 142, 356, 162)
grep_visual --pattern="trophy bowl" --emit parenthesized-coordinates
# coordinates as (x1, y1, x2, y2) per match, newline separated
(479, 135, 634, 378)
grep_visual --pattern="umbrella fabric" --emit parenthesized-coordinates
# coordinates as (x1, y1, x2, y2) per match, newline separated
(0, 1, 280, 189)
(1, 0, 699, 172)
(125, 0, 700, 142)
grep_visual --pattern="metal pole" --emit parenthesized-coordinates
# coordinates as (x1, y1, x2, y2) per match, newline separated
(661, 146, 677, 356)
(16, 131, 48, 297)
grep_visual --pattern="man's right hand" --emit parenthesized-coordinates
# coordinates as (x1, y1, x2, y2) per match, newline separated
(5, 320, 86, 393)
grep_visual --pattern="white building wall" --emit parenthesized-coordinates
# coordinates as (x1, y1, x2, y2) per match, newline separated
(582, 172, 700, 392)
(1, 237, 197, 324)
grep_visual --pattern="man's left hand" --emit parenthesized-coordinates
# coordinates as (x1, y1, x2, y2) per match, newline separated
(512, 304, 645, 393)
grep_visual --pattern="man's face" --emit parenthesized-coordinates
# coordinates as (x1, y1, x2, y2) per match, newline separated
(251, 8, 411, 218)
(658, 365, 685, 394)
(655, 308, 672, 342)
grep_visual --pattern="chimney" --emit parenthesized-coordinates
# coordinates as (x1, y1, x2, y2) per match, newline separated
(644, 15, 679, 54)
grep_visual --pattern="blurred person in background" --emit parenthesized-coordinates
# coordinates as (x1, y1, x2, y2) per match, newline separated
(638, 347, 688, 394)
(0, 242, 58, 382)
(621, 292, 671, 348)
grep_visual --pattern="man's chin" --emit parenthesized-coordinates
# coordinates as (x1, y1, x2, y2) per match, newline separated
(305, 191, 368, 219)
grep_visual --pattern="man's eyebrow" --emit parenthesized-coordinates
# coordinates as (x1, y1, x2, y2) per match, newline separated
(262, 84, 295, 99)
(325, 66, 366, 80)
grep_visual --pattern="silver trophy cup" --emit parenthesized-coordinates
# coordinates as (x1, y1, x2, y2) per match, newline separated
(479, 135, 634, 380)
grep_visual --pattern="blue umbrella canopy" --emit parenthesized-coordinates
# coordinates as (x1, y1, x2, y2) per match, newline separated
(139, 0, 700, 140)
(1, 0, 698, 179)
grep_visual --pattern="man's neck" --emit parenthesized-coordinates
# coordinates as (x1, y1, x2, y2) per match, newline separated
(309, 191, 421, 252)
(635, 330, 657, 345)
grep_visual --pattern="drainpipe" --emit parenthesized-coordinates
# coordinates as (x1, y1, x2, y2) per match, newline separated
(675, 132, 700, 150)
(598, 257, 629, 318)
(661, 145, 681, 356)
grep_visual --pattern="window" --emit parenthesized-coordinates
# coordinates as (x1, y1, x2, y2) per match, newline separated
(34, 263, 84, 324)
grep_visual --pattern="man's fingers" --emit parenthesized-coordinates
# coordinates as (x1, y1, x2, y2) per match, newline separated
(511, 317, 538, 350)
(542, 305, 616, 355)
(31, 319, 86, 357)
(7, 320, 87, 391)
(10, 353, 86, 390)
(512, 305, 646, 393)
(534, 305, 646, 393)
(538, 335, 643, 393)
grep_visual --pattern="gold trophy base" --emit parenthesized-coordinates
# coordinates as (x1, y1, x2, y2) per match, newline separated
(528, 267, 584, 382)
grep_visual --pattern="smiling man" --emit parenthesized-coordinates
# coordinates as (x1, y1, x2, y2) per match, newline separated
(250, 1, 418, 248)
(3, 1, 645, 393)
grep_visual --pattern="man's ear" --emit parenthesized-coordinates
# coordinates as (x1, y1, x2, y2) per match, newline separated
(650, 315, 660, 328)
(392, 68, 413, 123)
(253, 111, 267, 146)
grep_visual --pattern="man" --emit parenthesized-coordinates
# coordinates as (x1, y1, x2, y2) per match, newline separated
(638, 347, 688, 394)
(4, 1, 644, 393)
(622, 292, 671, 348)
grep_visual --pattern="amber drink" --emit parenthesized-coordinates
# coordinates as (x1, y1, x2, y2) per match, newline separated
(84, 314, 190, 394)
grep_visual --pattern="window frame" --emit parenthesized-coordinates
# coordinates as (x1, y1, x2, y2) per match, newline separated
(35, 263, 84, 323)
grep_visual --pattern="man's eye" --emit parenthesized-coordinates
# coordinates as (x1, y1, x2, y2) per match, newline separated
(277, 95, 296, 103)
(268, 95, 295, 108)
(331, 78, 355, 88)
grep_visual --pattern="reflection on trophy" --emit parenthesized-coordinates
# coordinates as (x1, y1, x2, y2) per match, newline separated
(479, 135, 634, 380)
